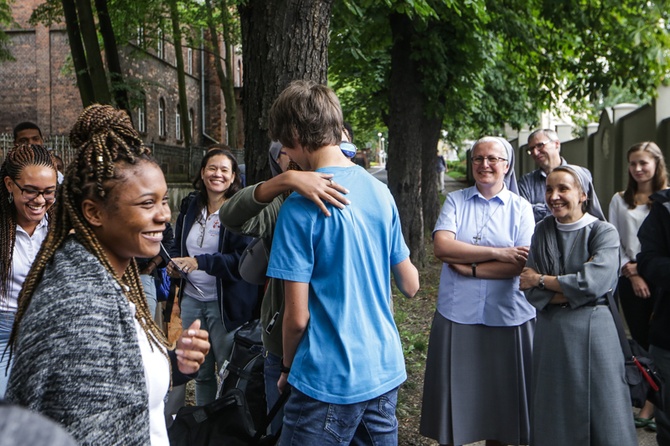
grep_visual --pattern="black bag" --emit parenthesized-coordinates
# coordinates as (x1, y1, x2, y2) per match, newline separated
(625, 339, 665, 409)
(168, 388, 256, 446)
(168, 380, 290, 446)
(218, 319, 267, 431)
(606, 290, 665, 410)
(239, 238, 269, 286)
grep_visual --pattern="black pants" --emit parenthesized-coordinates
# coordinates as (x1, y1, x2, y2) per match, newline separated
(617, 275, 655, 350)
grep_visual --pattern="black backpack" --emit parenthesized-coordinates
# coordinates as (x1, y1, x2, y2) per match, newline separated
(218, 319, 267, 431)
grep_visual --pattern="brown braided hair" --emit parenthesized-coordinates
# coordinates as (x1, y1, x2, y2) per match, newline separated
(10, 104, 171, 356)
(0, 144, 57, 304)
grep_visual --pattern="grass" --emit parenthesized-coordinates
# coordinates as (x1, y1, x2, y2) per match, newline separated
(392, 236, 442, 445)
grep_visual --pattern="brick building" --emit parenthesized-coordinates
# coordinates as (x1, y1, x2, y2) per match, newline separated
(0, 0, 243, 180)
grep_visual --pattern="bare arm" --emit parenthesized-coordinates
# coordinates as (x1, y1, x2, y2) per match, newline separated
(391, 258, 420, 298)
(451, 260, 524, 279)
(277, 281, 310, 393)
(434, 230, 529, 265)
(254, 170, 350, 217)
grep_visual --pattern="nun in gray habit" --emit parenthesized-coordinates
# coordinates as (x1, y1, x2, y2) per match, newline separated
(520, 165, 636, 445)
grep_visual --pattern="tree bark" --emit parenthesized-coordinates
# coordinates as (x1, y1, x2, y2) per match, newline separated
(94, 0, 130, 115)
(239, 0, 333, 184)
(74, 0, 111, 104)
(61, 0, 94, 106)
(168, 0, 191, 148)
(388, 12, 425, 266)
(218, 0, 239, 149)
(204, 0, 238, 149)
(421, 115, 443, 236)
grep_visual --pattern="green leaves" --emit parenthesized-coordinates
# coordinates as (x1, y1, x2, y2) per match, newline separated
(331, 0, 670, 147)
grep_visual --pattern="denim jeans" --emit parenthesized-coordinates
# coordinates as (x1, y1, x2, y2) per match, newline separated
(180, 295, 236, 405)
(264, 350, 284, 435)
(140, 274, 158, 320)
(0, 310, 14, 397)
(651, 345, 670, 446)
(279, 386, 399, 446)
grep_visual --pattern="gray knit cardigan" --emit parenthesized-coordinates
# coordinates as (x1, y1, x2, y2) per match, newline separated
(6, 236, 154, 445)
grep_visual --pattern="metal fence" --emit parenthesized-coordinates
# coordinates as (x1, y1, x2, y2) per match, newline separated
(0, 134, 77, 165)
(0, 133, 204, 183)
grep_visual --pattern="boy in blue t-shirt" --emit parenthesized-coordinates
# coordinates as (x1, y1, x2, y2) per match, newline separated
(265, 80, 420, 445)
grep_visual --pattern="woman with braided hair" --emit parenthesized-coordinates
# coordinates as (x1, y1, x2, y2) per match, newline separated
(0, 144, 57, 397)
(5, 104, 210, 446)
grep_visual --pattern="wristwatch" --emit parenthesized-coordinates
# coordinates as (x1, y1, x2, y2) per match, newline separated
(471, 263, 477, 278)
(538, 274, 545, 290)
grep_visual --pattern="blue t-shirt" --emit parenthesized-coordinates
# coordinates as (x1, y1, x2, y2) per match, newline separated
(266, 165, 410, 404)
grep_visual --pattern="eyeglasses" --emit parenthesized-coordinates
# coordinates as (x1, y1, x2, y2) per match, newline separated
(526, 140, 555, 155)
(471, 156, 507, 165)
(12, 181, 56, 201)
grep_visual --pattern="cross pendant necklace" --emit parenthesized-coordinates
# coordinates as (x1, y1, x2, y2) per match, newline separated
(473, 200, 502, 245)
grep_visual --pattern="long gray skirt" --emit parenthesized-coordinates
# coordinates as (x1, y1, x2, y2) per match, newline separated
(531, 305, 637, 446)
(419, 312, 534, 446)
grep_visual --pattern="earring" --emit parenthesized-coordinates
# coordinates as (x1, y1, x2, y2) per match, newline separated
(7, 194, 12, 203)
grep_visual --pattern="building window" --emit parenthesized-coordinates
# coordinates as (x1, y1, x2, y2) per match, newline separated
(158, 98, 166, 137)
(137, 98, 146, 133)
(137, 26, 145, 48)
(189, 108, 195, 140)
(157, 28, 164, 59)
(187, 48, 193, 75)
(175, 105, 182, 141)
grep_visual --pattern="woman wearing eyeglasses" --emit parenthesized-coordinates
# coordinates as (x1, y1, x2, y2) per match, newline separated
(168, 147, 259, 406)
(0, 144, 57, 397)
(420, 137, 535, 446)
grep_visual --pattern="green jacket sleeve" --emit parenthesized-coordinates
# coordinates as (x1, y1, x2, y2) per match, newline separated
(219, 183, 284, 240)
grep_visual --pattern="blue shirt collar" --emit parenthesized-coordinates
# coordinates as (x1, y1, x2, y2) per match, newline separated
(466, 184, 511, 205)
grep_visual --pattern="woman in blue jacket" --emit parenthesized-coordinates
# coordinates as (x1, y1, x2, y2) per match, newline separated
(169, 147, 259, 405)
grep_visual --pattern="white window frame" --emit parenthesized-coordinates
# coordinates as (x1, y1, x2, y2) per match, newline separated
(158, 98, 166, 137)
(175, 105, 182, 141)
(157, 28, 164, 59)
(137, 100, 146, 133)
(187, 48, 193, 75)
(189, 109, 195, 140)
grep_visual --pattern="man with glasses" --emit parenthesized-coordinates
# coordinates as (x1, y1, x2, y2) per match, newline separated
(519, 128, 597, 222)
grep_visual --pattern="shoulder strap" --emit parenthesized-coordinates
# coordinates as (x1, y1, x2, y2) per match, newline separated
(605, 290, 634, 359)
(589, 220, 634, 359)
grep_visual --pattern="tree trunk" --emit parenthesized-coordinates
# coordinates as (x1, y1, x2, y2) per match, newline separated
(421, 116, 443, 236)
(168, 0, 191, 148)
(388, 12, 425, 266)
(205, 0, 237, 149)
(218, 0, 239, 149)
(238, 0, 333, 184)
(74, 0, 111, 104)
(61, 0, 94, 106)
(94, 0, 130, 115)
